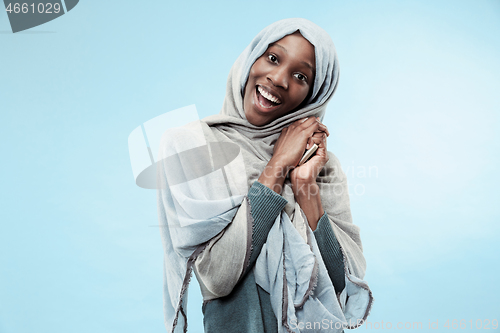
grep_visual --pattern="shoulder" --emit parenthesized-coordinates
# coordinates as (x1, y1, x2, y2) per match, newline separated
(159, 119, 209, 143)
(159, 120, 211, 157)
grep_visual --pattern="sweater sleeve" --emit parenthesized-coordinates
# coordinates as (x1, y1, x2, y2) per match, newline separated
(193, 180, 287, 299)
(245, 181, 288, 270)
(313, 212, 346, 293)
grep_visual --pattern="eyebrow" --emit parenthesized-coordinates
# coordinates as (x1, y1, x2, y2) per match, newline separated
(269, 42, 315, 73)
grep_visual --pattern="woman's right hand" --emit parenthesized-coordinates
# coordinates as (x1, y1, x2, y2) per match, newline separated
(271, 117, 329, 172)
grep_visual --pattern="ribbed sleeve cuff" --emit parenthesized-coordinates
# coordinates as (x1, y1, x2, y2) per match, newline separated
(247, 181, 288, 264)
(313, 212, 346, 292)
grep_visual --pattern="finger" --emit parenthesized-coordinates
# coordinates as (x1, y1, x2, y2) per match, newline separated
(317, 122, 330, 136)
(291, 117, 314, 131)
(297, 116, 318, 127)
(310, 131, 327, 146)
(306, 136, 313, 149)
(309, 135, 323, 147)
(296, 117, 328, 139)
(311, 131, 324, 139)
(314, 117, 330, 136)
(304, 121, 329, 137)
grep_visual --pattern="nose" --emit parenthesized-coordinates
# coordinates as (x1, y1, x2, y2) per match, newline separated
(267, 66, 288, 90)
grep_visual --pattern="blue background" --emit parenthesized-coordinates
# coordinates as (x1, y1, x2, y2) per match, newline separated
(1, 0, 499, 332)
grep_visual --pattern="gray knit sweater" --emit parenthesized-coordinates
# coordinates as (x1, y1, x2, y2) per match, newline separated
(202, 181, 345, 332)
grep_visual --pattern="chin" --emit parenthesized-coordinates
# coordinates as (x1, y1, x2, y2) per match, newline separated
(247, 115, 266, 126)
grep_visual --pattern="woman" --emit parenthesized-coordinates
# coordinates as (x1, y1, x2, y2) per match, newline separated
(157, 18, 373, 333)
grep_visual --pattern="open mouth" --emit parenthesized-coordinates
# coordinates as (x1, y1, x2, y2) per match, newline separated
(256, 85, 282, 109)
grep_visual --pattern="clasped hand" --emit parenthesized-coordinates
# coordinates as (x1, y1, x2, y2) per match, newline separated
(272, 116, 330, 187)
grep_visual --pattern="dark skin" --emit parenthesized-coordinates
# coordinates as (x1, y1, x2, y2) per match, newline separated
(242, 32, 330, 230)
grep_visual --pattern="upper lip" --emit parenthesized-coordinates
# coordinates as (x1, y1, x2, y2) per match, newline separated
(257, 84, 283, 105)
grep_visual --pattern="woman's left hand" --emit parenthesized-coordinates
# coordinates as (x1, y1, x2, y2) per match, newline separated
(289, 121, 329, 186)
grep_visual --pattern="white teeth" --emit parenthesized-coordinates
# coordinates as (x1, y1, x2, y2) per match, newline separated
(258, 86, 281, 104)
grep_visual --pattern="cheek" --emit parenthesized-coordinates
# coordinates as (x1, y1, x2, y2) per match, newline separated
(245, 67, 259, 96)
(292, 85, 310, 106)
(243, 78, 253, 100)
(250, 58, 268, 77)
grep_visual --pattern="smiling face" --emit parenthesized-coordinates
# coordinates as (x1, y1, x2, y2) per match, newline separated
(243, 32, 316, 126)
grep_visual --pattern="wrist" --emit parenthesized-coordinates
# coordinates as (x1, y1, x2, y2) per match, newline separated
(293, 183, 324, 231)
(292, 181, 319, 200)
(269, 155, 294, 175)
(290, 165, 319, 185)
(257, 158, 289, 194)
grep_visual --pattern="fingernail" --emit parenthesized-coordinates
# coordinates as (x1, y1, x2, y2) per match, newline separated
(306, 143, 310, 149)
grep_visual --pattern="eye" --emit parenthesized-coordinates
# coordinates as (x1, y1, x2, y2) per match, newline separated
(294, 73, 308, 82)
(267, 53, 278, 63)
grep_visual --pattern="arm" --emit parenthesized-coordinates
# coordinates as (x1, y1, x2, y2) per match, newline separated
(245, 181, 288, 271)
(289, 121, 348, 292)
(293, 148, 366, 289)
(313, 212, 345, 293)
(292, 178, 346, 293)
(194, 180, 287, 299)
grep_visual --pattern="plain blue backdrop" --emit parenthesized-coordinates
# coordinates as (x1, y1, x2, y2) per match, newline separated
(1, 1, 499, 332)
